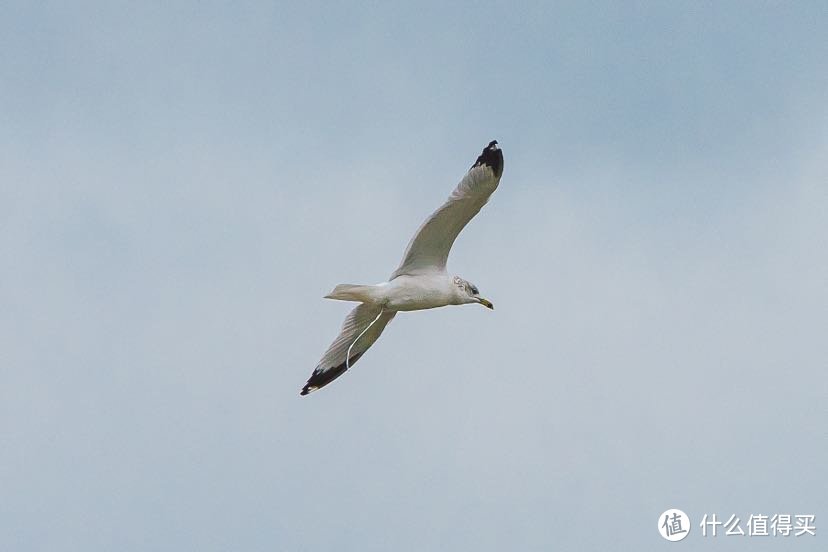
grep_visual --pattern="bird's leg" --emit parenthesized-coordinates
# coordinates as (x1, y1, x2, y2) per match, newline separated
(346, 307, 384, 371)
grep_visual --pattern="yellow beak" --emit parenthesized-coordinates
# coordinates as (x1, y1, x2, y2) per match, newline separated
(477, 297, 494, 310)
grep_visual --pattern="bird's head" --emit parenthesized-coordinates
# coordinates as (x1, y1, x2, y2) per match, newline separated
(453, 276, 493, 309)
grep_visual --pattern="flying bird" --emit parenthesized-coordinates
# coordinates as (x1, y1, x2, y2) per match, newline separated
(301, 140, 504, 395)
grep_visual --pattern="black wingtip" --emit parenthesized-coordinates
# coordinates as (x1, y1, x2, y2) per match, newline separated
(472, 140, 503, 178)
(300, 352, 364, 396)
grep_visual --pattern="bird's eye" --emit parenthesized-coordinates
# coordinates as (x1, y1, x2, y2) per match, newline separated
(470, 285, 478, 295)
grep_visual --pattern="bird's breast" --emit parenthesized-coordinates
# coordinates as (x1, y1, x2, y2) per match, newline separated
(383, 275, 454, 312)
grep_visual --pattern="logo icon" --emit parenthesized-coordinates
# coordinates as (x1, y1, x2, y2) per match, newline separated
(658, 509, 690, 541)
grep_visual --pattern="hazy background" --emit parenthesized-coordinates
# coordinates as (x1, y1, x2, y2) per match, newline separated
(1, 2, 826, 550)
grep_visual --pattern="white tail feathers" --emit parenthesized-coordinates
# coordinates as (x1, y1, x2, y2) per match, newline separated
(324, 284, 379, 303)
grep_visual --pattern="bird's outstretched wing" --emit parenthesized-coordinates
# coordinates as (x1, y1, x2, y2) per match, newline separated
(301, 304, 397, 395)
(390, 141, 503, 279)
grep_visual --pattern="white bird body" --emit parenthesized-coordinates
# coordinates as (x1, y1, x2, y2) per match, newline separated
(382, 274, 466, 311)
(301, 141, 504, 395)
(327, 274, 467, 312)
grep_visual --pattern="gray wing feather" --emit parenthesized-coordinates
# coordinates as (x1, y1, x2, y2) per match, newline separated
(390, 164, 501, 279)
(301, 304, 396, 395)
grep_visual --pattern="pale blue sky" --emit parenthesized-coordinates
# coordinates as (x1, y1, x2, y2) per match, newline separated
(1, 2, 826, 550)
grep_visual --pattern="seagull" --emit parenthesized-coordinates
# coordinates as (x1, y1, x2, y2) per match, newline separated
(300, 140, 504, 395)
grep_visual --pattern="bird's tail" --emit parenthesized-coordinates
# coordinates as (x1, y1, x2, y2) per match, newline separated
(324, 284, 379, 303)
